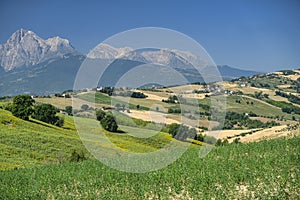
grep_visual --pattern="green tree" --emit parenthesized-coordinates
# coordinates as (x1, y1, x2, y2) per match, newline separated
(96, 110, 106, 121)
(131, 91, 147, 98)
(81, 104, 89, 111)
(233, 138, 240, 144)
(100, 113, 118, 132)
(33, 103, 63, 126)
(11, 95, 35, 120)
(254, 91, 263, 99)
(167, 123, 196, 141)
(195, 133, 205, 142)
(204, 135, 217, 145)
(54, 117, 64, 127)
(216, 139, 222, 146)
(100, 87, 114, 96)
(167, 123, 180, 138)
(65, 106, 73, 116)
(188, 128, 197, 139)
(222, 139, 229, 145)
(175, 125, 189, 141)
(263, 93, 269, 99)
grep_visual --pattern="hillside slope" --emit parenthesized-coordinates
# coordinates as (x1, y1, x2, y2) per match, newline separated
(0, 109, 173, 170)
(0, 109, 88, 170)
(0, 136, 299, 199)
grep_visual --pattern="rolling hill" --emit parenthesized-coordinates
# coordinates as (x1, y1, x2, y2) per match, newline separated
(0, 125, 299, 199)
(0, 108, 175, 170)
(0, 68, 300, 199)
(1, 34, 300, 199)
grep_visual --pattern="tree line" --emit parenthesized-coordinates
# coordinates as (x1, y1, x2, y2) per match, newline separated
(99, 87, 147, 98)
(4, 95, 64, 127)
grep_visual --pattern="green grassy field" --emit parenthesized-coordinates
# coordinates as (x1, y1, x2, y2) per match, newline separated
(0, 109, 174, 170)
(1, 78, 300, 199)
(226, 95, 292, 117)
(76, 92, 150, 110)
(198, 95, 294, 120)
(76, 92, 112, 105)
(0, 136, 299, 199)
(0, 109, 88, 170)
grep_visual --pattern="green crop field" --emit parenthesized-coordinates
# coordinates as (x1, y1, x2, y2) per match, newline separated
(76, 92, 112, 105)
(197, 95, 294, 119)
(0, 108, 175, 170)
(76, 92, 150, 110)
(0, 136, 299, 199)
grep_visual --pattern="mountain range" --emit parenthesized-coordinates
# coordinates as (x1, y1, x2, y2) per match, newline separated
(0, 29, 261, 96)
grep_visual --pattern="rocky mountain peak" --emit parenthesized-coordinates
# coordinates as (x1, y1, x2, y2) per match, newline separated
(0, 29, 78, 71)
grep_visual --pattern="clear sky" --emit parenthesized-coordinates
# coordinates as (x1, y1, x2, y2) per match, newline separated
(0, 0, 299, 72)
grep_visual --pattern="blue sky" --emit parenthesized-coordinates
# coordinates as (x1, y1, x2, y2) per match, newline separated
(0, 0, 299, 72)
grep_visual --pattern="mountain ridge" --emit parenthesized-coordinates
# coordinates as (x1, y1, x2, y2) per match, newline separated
(0, 29, 262, 96)
(0, 29, 79, 71)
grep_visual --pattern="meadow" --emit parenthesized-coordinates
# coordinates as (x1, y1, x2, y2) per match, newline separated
(1, 104, 299, 199)
(0, 136, 299, 199)
(0, 109, 173, 170)
(1, 74, 300, 199)
(76, 92, 150, 111)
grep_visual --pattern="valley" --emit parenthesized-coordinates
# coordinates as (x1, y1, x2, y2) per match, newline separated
(0, 30, 299, 200)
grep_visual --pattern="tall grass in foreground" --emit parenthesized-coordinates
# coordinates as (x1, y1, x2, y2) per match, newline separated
(0, 136, 299, 199)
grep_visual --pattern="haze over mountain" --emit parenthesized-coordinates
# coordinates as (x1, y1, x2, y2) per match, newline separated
(0, 29, 261, 96)
(87, 43, 212, 70)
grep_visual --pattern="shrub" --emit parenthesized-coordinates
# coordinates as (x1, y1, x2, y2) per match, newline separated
(167, 123, 197, 142)
(204, 135, 217, 145)
(216, 139, 222, 146)
(81, 104, 89, 111)
(65, 106, 73, 116)
(162, 95, 178, 104)
(69, 150, 87, 162)
(168, 106, 181, 113)
(55, 117, 64, 127)
(233, 138, 240, 144)
(195, 133, 205, 142)
(3, 103, 13, 112)
(167, 123, 180, 138)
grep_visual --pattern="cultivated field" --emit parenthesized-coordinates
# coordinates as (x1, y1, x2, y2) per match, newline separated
(1, 136, 299, 199)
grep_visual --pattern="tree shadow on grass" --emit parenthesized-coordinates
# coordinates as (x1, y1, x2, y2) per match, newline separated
(116, 129, 126, 133)
(29, 119, 55, 129)
(29, 119, 71, 130)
